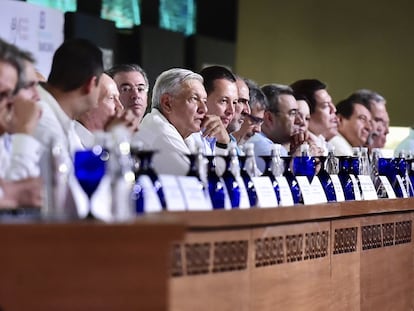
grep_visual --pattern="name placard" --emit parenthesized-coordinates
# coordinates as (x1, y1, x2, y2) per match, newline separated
(177, 176, 212, 211)
(330, 175, 345, 202)
(310, 177, 328, 204)
(251, 176, 278, 208)
(357, 175, 378, 200)
(275, 176, 294, 206)
(137, 175, 162, 213)
(159, 175, 186, 211)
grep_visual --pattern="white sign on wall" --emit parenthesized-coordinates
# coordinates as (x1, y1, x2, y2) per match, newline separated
(0, 0, 64, 78)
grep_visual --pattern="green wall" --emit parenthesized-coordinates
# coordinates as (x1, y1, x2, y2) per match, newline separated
(236, 0, 414, 126)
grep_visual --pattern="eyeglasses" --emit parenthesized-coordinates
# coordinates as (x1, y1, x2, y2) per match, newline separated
(241, 111, 264, 125)
(120, 84, 148, 94)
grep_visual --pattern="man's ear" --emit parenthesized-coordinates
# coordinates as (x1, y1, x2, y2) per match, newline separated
(263, 110, 273, 124)
(83, 76, 98, 95)
(160, 93, 173, 114)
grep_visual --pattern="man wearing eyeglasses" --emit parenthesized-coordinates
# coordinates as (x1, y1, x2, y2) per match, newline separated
(232, 79, 266, 145)
(107, 64, 149, 125)
(247, 84, 302, 172)
(0, 38, 42, 207)
(0, 40, 42, 180)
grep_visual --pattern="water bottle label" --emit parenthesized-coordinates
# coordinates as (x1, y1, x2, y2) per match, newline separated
(379, 176, 396, 199)
(236, 175, 251, 209)
(349, 174, 362, 200)
(395, 175, 409, 198)
(275, 176, 294, 206)
(159, 175, 186, 211)
(357, 175, 378, 200)
(176, 176, 212, 211)
(251, 176, 278, 208)
(220, 177, 233, 210)
(310, 177, 328, 204)
(296, 176, 313, 205)
(330, 175, 345, 202)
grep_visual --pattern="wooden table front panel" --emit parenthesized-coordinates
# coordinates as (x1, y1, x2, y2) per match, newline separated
(250, 221, 331, 311)
(169, 229, 251, 311)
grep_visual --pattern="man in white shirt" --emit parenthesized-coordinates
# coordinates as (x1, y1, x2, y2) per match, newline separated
(0, 38, 42, 206)
(34, 38, 103, 165)
(133, 68, 207, 175)
(75, 73, 137, 148)
(33, 39, 104, 217)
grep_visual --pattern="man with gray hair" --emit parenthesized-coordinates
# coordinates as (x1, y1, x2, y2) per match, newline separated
(0, 38, 42, 207)
(133, 68, 207, 175)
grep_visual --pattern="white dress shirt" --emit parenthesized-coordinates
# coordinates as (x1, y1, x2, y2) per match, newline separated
(329, 133, 353, 156)
(246, 132, 288, 173)
(34, 85, 111, 220)
(0, 132, 42, 180)
(133, 108, 194, 175)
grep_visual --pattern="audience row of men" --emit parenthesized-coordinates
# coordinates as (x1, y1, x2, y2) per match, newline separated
(0, 37, 402, 210)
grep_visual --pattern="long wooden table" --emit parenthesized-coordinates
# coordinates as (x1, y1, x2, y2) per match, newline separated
(0, 199, 412, 310)
(0, 217, 184, 311)
(168, 198, 414, 311)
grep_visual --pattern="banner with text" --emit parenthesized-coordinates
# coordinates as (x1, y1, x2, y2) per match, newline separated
(0, 0, 64, 77)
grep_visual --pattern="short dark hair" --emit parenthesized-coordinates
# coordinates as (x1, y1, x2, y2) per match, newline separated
(261, 83, 293, 113)
(106, 63, 149, 88)
(336, 97, 360, 119)
(290, 79, 327, 114)
(48, 38, 103, 92)
(346, 89, 385, 112)
(199, 65, 236, 95)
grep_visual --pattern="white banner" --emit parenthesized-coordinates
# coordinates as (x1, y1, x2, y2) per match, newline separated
(0, 0, 64, 77)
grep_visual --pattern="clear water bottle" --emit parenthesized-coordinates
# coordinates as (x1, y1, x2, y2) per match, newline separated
(371, 148, 388, 198)
(360, 147, 370, 176)
(108, 126, 135, 221)
(326, 145, 339, 175)
(41, 138, 76, 220)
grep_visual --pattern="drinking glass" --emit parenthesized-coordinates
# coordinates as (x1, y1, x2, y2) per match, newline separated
(74, 149, 106, 219)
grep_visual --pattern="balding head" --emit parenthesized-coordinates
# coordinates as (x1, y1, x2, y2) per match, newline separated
(79, 73, 123, 131)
